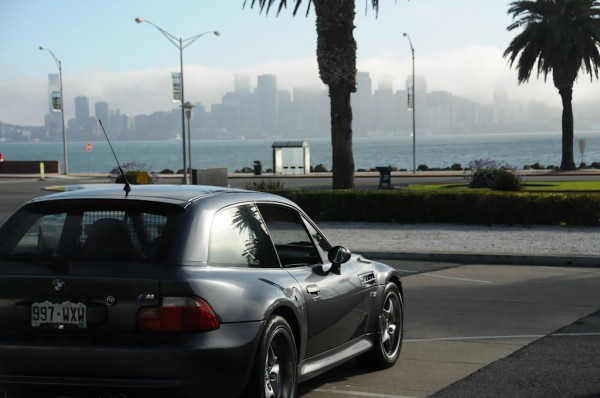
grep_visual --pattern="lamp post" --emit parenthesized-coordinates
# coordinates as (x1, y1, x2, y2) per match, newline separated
(39, 46, 68, 175)
(182, 101, 194, 182)
(403, 33, 416, 174)
(135, 18, 219, 184)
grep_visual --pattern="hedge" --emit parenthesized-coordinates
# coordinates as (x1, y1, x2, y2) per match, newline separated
(270, 190, 600, 226)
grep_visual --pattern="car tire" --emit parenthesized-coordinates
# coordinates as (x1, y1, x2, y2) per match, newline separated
(247, 315, 297, 398)
(356, 282, 403, 369)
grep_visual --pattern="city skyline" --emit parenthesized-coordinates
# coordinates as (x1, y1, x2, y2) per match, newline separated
(2, 1, 599, 127)
(7, 69, 600, 145)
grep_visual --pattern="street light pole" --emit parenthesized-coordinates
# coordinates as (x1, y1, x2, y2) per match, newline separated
(182, 101, 194, 182)
(39, 46, 68, 175)
(403, 33, 416, 174)
(135, 18, 219, 184)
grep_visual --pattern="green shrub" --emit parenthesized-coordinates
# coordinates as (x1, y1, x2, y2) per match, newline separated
(271, 189, 600, 226)
(467, 159, 522, 191)
(110, 162, 153, 185)
(486, 169, 523, 191)
(245, 179, 284, 191)
(114, 170, 153, 185)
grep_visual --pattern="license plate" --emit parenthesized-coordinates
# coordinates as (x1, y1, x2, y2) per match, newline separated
(31, 300, 87, 328)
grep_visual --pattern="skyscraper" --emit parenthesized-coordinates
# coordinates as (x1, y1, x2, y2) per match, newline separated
(352, 72, 373, 135)
(75, 96, 90, 121)
(373, 76, 396, 132)
(95, 101, 110, 126)
(234, 74, 251, 96)
(256, 74, 278, 132)
(69, 96, 94, 140)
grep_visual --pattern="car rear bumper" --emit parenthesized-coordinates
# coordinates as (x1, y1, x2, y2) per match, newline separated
(0, 321, 263, 398)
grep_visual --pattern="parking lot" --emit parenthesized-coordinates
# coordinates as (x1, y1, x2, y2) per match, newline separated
(298, 262, 600, 397)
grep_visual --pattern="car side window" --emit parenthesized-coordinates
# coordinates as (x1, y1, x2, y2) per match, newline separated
(257, 205, 324, 267)
(302, 216, 332, 262)
(208, 204, 279, 268)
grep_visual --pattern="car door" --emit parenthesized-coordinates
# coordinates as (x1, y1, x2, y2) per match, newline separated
(257, 204, 366, 358)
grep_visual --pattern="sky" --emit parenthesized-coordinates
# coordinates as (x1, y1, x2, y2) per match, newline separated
(1, 0, 599, 126)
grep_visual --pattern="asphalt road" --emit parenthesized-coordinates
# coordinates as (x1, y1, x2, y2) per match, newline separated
(298, 261, 600, 398)
(0, 176, 88, 224)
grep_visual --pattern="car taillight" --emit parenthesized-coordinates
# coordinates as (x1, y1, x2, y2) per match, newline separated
(137, 296, 220, 332)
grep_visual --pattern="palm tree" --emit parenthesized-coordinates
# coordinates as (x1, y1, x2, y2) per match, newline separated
(504, 0, 600, 171)
(245, 0, 382, 189)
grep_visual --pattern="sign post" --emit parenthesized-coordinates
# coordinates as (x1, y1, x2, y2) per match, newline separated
(87, 143, 92, 175)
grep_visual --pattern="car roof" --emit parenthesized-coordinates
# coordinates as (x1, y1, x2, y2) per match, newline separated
(29, 184, 291, 208)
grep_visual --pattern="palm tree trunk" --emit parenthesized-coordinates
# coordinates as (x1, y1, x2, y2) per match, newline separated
(559, 87, 575, 171)
(330, 82, 355, 189)
(314, 0, 356, 189)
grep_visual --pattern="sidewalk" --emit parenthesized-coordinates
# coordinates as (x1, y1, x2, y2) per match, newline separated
(320, 222, 600, 267)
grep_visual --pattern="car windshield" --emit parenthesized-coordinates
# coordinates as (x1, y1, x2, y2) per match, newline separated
(0, 199, 182, 263)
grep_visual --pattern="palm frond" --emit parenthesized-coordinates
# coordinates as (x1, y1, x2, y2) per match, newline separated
(504, 0, 600, 84)
(245, 0, 388, 17)
(243, 0, 308, 16)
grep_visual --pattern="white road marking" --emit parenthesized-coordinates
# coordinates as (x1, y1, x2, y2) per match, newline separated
(541, 266, 600, 274)
(405, 332, 600, 343)
(421, 273, 493, 284)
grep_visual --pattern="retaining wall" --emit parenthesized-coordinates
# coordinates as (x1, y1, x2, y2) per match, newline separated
(0, 161, 60, 174)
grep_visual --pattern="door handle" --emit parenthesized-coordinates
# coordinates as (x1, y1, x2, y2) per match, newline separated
(306, 284, 320, 295)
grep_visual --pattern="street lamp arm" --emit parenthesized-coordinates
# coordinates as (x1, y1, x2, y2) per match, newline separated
(135, 18, 181, 49)
(402, 33, 414, 55)
(135, 18, 220, 51)
(39, 46, 61, 69)
(181, 31, 220, 50)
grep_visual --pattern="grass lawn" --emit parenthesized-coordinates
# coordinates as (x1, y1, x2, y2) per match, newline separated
(407, 180, 600, 192)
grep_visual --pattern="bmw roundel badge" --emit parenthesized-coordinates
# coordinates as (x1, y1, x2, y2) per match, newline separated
(52, 278, 65, 293)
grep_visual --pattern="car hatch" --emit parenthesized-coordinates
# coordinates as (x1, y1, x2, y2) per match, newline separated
(2, 261, 165, 333)
(0, 202, 180, 335)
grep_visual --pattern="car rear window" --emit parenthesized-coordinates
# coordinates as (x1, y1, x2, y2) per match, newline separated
(0, 200, 182, 262)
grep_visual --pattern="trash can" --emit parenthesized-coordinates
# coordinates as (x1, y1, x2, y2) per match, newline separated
(253, 160, 262, 176)
(376, 166, 392, 188)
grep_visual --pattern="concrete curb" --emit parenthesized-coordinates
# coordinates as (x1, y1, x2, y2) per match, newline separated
(359, 251, 600, 268)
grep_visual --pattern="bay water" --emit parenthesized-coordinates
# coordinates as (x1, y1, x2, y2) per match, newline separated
(2, 132, 600, 174)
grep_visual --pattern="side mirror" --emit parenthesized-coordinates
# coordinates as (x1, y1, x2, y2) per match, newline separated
(328, 246, 351, 269)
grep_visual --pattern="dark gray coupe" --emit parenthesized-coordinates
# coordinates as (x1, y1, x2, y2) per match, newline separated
(0, 185, 404, 398)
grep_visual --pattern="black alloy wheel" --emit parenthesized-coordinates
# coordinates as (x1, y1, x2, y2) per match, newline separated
(251, 315, 297, 398)
(357, 282, 403, 369)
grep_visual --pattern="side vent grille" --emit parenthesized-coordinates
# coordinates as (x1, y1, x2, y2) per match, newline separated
(360, 272, 376, 287)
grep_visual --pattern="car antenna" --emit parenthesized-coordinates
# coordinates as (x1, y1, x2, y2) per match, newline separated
(98, 119, 131, 196)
